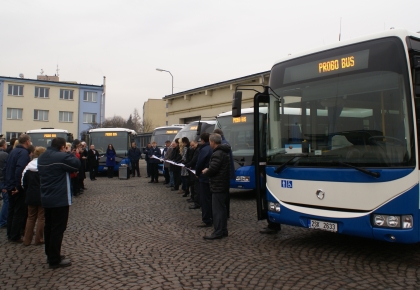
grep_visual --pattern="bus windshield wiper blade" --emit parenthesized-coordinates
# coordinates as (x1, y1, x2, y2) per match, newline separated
(339, 161, 380, 178)
(274, 157, 297, 174)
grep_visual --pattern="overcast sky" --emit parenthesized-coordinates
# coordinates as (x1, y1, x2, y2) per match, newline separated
(2, 0, 419, 120)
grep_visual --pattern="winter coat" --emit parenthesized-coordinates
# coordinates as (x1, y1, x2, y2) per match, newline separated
(87, 149, 100, 168)
(204, 144, 231, 194)
(128, 147, 141, 161)
(221, 136, 235, 180)
(22, 158, 42, 206)
(181, 146, 190, 176)
(38, 147, 81, 208)
(148, 146, 162, 164)
(0, 149, 8, 182)
(106, 149, 116, 166)
(3, 145, 30, 191)
(163, 146, 173, 168)
(195, 142, 213, 183)
(170, 145, 182, 171)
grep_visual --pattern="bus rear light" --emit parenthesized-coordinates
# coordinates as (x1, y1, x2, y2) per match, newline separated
(372, 214, 412, 229)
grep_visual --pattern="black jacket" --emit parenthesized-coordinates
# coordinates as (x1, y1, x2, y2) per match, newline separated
(184, 146, 199, 169)
(22, 159, 42, 206)
(204, 144, 231, 193)
(38, 147, 81, 208)
(87, 149, 100, 168)
(3, 145, 30, 191)
(128, 147, 141, 161)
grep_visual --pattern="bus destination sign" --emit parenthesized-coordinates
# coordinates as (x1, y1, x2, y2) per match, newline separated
(166, 130, 178, 134)
(233, 116, 247, 123)
(105, 132, 118, 137)
(44, 134, 57, 138)
(284, 49, 369, 84)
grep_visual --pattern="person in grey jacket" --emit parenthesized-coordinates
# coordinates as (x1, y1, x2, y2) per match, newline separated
(38, 137, 80, 269)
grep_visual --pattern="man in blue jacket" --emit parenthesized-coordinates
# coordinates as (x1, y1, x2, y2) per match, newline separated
(195, 133, 213, 227)
(38, 137, 80, 269)
(3, 134, 31, 242)
(148, 141, 162, 183)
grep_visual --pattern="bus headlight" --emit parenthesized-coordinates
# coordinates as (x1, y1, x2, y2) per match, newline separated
(268, 202, 280, 213)
(372, 214, 411, 229)
(236, 176, 250, 182)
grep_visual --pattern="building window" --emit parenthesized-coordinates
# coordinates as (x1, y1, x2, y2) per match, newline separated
(5, 132, 21, 142)
(7, 108, 23, 120)
(34, 109, 49, 121)
(83, 91, 97, 102)
(60, 89, 74, 100)
(8, 85, 24, 96)
(83, 113, 96, 124)
(35, 87, 49, 98)
(59, 111, 73, 122)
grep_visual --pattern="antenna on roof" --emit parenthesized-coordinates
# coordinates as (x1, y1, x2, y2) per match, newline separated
(56, 64, 60, 77)
(19, 73, 24, 78)
(339, 17, 342, 41)
(40, 69, 44, 75)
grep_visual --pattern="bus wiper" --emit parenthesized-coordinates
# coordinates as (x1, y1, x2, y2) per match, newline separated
(274, 156, 298, 174)
(339, 161, 380, 178)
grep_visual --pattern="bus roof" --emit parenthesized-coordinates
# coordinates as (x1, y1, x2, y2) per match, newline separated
(88, 128, 137, 134)
(217, 107, 267, 117)
(273, 29, 420, 67)
(153, 125, 185, 131)
(26, 129, 69, 133)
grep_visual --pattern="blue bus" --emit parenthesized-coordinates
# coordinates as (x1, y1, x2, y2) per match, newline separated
(216, 108, 267, 189)
(87, 128, 137, 173)
(234, 29, 420, 243)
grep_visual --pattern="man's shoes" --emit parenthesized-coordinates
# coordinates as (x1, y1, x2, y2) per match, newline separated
(145, 176, 150, 178)
(186, 198, 194, 203)
(259, 227, 280, 234)
(148, 181, 154, 183)
(197, 222, 212, 227)
(154, 181, 159, 183)
(49, 259, 72, 269)
(9, 238, 23, 243)
(137, 175, 141, 177)
(171, 188, 178, 191)
(46, 255, 66, 264)
(132, 175, 135, 178)
(166, 185, 173, 188)
(182, 193, 189, 197)
(203, 234, 224, 240)
(223, 232, 228, 237)
(189, 205, 200, 209)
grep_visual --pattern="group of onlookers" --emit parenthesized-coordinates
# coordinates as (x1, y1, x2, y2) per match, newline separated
(149, 129, 233, 240)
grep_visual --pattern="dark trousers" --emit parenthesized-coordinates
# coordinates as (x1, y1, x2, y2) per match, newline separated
(164, 167, 170, 183)
(193, 178, 201, 206)
(71, 177, 80, 196)
(44, 206, 69, 265)
(226, 191, 230, 218)
(212, 192, 228, 237)
(150, 163, 159, 182)
(130, 160, 140, 177)
(90, 166, 98, 180)
(200, 182, 212, 224)
(173, 167, 181, 190)
(146, 160, 151, 177)
(107, 166, 114, 178)
(7, 190, 26, 241)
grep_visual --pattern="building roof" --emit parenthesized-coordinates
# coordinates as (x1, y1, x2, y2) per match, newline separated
(0, 76, 103, 88)
(162, 71, 270, 100)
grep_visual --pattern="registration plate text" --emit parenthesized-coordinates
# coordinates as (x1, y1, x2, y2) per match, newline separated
(308, 219, 337, 232)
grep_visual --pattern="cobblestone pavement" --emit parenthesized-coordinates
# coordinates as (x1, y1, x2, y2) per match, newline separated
(2, 161, 420, 289)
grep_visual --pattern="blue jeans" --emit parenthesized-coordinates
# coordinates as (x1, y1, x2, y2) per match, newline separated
(0, 184, 8, 228)
(169, 170, 174, 186)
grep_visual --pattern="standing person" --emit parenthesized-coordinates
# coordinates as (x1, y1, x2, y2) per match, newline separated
(69, 141, 81, 197)
(128, 142, 141, 177)
(166, 142, 177, 188)
(79, 142, 88, 192)
(21, 146, 47, 246)
(162, 140, 172, 185)
(0, 139, 9, 229)
(213, 129, 235, 219)
(202, 133, 231, 239)
(195, 133, 213, 227)
(180, 137, 192, 197)
(184, 140, 200, 209)
(143, 143, 152, 178)
(170, 139, 182, 191)
(87, 145, 100, 181)
(3, 134, 31, 242)
(148, 141, 161, 183)
(38, 137, 80, 269)
(105, 144, 116, 178)
(6, 137, 17, 154)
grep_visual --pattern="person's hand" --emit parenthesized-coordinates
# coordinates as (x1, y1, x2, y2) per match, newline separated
(202, 168, 208, 174)
(2, 189, 7, 193)
(11, 188, 18, 195)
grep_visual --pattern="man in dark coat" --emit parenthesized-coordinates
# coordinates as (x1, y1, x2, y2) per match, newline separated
(202, 133, 231, 240)
(128, 142, 141, 177)
(87, 144, 100, 181)
(184, 140, 200, 209)
(143, 143, 152, 178)
(2, 134, 31, 242)
(195, 133, 213, 227)
(38, 137, 80, 269)
(162, 140, 172, 184)
(148, 141, 162, 183)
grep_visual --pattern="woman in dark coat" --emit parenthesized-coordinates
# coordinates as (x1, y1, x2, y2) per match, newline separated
(106, 144, 116, 178)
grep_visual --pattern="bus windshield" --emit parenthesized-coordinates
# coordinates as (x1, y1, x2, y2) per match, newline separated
(267, 37, 415, 168)
(89, 132, 129, 156)
(151, 128, 181, 146)
(28, 133, 68, 147)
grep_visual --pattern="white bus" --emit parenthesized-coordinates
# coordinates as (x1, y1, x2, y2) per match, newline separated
(26, 129, 73, 147)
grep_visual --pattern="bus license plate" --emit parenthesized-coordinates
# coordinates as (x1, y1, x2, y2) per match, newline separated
(308, 219, 337, 232)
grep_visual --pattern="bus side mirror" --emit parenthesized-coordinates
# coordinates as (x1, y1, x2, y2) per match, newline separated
(196, 121, 202, 135)
(232, 91, 242, 117)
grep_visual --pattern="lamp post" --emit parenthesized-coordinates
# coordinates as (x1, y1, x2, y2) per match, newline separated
(156, 68, 173, 95)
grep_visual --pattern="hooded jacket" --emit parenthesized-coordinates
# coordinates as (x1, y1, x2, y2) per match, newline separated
(204, 144, 231, 194)
(22, 158, 42, 206)
(38, 147, 81, 208)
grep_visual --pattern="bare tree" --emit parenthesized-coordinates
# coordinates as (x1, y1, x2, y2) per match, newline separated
(102, 115, 127, 128)
(132, 108, 142, 133)
(141, 118, 154, 133)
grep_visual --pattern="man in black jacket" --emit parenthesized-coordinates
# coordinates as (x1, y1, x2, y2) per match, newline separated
(128, 142, 141, 177)
(202, 133, 231, 240)
(184, 140, 200, 209)
(3, 134, 31, 242)
(148, 141, 162, 183)
(87, 144, 100, 181)
(38, 137, 80, 269)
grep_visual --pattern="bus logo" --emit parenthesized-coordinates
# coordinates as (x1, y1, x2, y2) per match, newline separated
(281, 180, 293, 188)
(316, 189, 325, 200)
